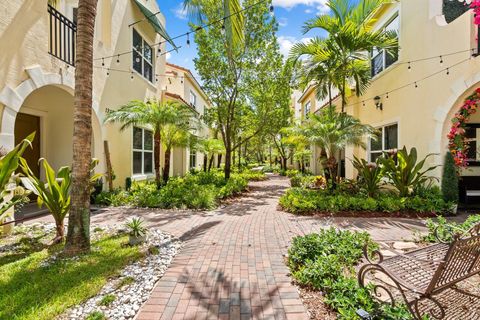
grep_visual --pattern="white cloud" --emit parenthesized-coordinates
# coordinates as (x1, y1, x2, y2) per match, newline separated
(278, 17, 288, 27)
(166, 52, 171, 60)
(277, 36, 312, 58)
(172, 4, 187, 20)
(305, 8, 313, 14)
(273, 0, 329, 13)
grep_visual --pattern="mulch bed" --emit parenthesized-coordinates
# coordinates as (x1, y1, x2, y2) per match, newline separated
(297, 285, 337, 320)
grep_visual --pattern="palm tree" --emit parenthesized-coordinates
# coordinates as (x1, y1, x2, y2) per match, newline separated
(160, 108, 195, 183)
(64, 0, 98, 255)
(199, 138, 225, 172)
(104, 99, 193, 185)
(290, 0, 397, 112)
(301, 105, 377, 186)
(183, 0, 244, 50)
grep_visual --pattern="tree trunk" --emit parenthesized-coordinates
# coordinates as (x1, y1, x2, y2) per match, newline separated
(203, 153, 208, 172)
(208, 155, 214, 172)
(103, 140, 113, 191)
(217, 154, 222, 168)
(326, 156, 338, 190)
(282, 157, 287, 171)
(64, 0, 98, 255)
(154, 131, 161, 184)
(224, 147, 232, 179)
(163, 148, 172, 183)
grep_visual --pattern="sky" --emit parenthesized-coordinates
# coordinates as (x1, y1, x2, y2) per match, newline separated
(157, 0, 331, 79)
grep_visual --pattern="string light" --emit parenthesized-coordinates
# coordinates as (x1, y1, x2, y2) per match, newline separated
(414, 82, 418, 88)
(130, 71, 134, 81)
(186, 33, 190, 47)
(362, 101, 365, 107)
(446, 68, 450, 75)
(106, 69, 109, 76)
(439, 55, 443, 64)
(386, 92, 389, 99)
(116, 55, 120, 64)
(102, 58, 105, 67)
(407, 62, 411, 71)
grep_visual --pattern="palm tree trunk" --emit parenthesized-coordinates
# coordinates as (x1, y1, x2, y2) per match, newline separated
(154, 131, 161, 184)
(163, 147, 171, 183)
(64, 0, 98, 255)
(208, 155, 214, 172)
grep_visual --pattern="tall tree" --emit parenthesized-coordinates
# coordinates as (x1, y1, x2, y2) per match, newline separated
(193, 0, 284, 178)
(64, 0, 98, 255)
(103, 99, 192, 185)
(290, 0, 397, 112)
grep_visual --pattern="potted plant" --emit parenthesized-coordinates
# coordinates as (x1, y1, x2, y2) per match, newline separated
(125, 217, 147, 245)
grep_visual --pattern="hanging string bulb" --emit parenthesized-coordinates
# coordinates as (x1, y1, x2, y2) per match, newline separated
(386, 92, 389, 99)
(446, 68, 450, 75)
(155, 76, 158, 83)
(181, 76, 184, 84)
(407, 62, 412, 71)
(157, 47, 162, 57)
(102, 58, 105, 67)
(186, 32, 190, 47)
(106, 69, 109, 76)
(414, 82, 418, 88)
(130, 71, 134, 81)
(439, 55, 443, 64)
(362, 101, 365, 107)
(116, 54, 120, 64)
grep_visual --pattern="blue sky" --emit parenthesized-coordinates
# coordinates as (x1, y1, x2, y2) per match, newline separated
(157, 0, 331, 78)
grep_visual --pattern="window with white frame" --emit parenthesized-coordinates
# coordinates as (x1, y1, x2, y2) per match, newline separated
(189, 149, 197, 169)
(465, 124, 480, 163)
(190, 90, 197, 109)
(304, 101, 311, 118)
(371, 14, 399, 77)
(132, 127, 153, 175)
(132, 28, 153, 82)
(369, 123, 398, 162)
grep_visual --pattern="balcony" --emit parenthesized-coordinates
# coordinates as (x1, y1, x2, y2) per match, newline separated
(48, 5, 77, 66)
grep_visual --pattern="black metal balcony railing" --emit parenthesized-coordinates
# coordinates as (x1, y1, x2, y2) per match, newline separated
(48, 5, 77, 66)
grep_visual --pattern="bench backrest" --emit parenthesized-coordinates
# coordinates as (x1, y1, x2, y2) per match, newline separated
(427, 230, 480, 294)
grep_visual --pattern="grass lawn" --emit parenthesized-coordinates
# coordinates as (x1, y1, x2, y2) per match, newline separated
(0, 233, 144, 320)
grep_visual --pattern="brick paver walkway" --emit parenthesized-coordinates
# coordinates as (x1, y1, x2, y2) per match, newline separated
(28, 175, 430, 320)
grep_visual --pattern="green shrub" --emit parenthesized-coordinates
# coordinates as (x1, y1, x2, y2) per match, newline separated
(280, 188, 451, 215)
(287, 228, 410, 319)
(441, 152, 459, 203)
(86, 311, 106, 320)
(290, 175, 303, 187)
(97, 294, 115, 306)
(352, 156, 383, 197)
(285, 169, 300, 178)
(423, 214, 480, 243)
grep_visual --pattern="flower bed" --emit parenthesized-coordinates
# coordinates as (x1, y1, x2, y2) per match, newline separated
(94, 170, 266, 210)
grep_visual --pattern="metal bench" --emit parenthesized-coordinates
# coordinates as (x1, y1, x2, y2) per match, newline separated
(357, 222, 480, 320)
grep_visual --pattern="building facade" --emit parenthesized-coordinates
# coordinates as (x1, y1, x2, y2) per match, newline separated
(0, 0, 204, 189)
(299, 0, 480, 194)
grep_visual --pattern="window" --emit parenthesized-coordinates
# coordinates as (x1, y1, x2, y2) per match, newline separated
(465, 124, 480, 163)
(132, 127, 153, 175)
(189, 149, 197, 169)
(369, 123, 398, 162)
(190, 90, 197, 109)
(304, 101, 311, 118)
(371, 15, 399, 77)
(132, 29, 153, 82)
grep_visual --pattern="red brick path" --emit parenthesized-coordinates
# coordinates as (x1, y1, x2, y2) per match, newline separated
(136, 176, 308, 320)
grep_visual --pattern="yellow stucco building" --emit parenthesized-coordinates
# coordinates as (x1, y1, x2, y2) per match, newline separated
(0, 0, 211, 191)
(296, 0, 480, 200)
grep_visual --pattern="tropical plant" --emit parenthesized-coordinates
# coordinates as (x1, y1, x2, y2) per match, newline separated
(352, 156, 383, 197)
(20, 158, 102, 244)
(0, 133, 35, 223)
(290, 0, 398, 111)
(381, 147, 438, 197)
(198, 138, 225, 172)
(125, 217, 147, 238)
(65, 0, 99, 255)
(104, 99, 193, 184)
(301, 105, 377, 186)
(441, 151, 459, 203)
(159, 106, 196, 183)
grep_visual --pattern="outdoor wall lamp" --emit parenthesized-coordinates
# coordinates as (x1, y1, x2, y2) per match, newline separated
(374, 96, 383, 111)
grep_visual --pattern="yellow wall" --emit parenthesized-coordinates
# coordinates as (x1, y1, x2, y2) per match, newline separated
(0, 0, 172, 188)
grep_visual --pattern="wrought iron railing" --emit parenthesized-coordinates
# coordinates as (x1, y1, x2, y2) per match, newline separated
(48, 5, 77, 66)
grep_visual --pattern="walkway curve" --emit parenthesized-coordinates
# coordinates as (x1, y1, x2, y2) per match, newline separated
(136, 175, 308, 320)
